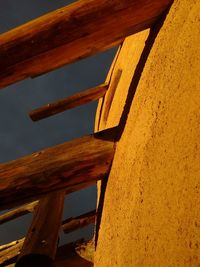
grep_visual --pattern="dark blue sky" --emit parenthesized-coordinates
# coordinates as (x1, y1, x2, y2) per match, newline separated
(0, 0, 117, 246)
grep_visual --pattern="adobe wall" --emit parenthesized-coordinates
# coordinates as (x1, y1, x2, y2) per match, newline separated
(94, 0, 200, 266)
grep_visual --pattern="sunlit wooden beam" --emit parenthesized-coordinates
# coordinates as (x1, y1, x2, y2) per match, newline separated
(0, 128, 116, 210)
(29, 83, 108, 121)
(0, 0, 172, 89)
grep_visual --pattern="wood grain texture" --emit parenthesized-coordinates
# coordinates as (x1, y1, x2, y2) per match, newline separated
(29, 83, 108, 121)
(0, 129, 115, 210)
(0, 201, 38, 225)
(0, 0, 172, 89)
(16, 191, 65, 267)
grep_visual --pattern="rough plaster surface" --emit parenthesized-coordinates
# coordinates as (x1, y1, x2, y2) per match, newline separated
(94, 0, 200, 266)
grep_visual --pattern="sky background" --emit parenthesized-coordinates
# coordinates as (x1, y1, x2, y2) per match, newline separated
(0, 0, 117, 246)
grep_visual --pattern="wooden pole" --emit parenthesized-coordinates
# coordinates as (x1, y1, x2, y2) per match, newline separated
(0, 0, 172, 89)
(62, 210, 96, 234)
(29, 83, 108, 121)
(0, 199, 96, 227)
(0, 201, 38, 225)
(0, 128, 115, 210)
(16, 191, 65, 267)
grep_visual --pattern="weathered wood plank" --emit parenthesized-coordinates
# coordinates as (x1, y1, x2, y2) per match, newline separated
(29, 83, 108, 121)
(0, 129, 115, 210)
(0, 0, 172, 89)
(16, 191, 65, 267)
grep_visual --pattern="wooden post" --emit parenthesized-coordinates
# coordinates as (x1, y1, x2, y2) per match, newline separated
(29, 83, 108, 121)
(0, 0, 172, 88)
(16, 191, 65, 267)
(0, 128, 116, 210)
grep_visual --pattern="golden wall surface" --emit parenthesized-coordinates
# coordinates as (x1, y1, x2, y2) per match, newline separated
(94, 0, 200, 266)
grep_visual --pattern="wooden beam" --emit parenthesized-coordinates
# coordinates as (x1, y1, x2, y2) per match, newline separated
(16, 191, 65, 267)
(0, 128, 115, 210)
(29, 83, 108, 121)
(0, 0, 172, 89)
(0, 201, 38, 225)
(62, 210, 96, 234)
(0, 198, 95, 227)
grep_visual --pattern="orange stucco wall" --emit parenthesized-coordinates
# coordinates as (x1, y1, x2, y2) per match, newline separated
(94, 0, 200, 266)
